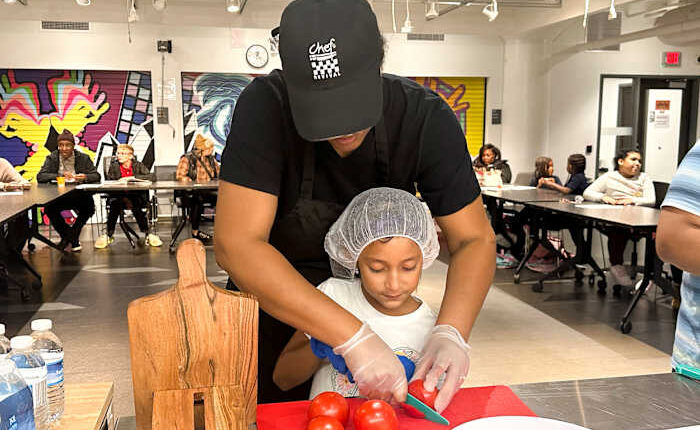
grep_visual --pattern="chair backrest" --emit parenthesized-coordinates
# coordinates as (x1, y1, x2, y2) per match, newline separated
(102, 156, 114, 178)
(653, 181, 669, 208)
(513, 172, 534, 186)
(153, 165, 178, 181)
(127, 239, 258, 430)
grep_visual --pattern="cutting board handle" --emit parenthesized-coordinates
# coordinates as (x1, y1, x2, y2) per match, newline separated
(176, 238, 208, 290)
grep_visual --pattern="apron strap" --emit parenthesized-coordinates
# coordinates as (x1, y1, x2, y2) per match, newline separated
(374, 115, 390, 185)
(300, 142, 315, 199)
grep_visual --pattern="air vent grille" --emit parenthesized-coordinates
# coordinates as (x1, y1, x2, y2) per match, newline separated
(42, 21, 90, 31)
(407, 33, 445, 41)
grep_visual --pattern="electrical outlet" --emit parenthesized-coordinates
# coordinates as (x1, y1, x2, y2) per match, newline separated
(157, 107, 169, 124)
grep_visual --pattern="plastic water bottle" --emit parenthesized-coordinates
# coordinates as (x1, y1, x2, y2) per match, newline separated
(8, 336, 48, 430)
(0, 358, 36, 429)
(0, 324, 10, 359)
(31, 319, 65, 423)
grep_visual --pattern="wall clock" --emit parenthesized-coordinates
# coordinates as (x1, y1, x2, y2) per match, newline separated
(246, 44, 269, 68)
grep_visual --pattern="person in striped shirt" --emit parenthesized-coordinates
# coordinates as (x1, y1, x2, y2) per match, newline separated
(657, 141, 700, 380)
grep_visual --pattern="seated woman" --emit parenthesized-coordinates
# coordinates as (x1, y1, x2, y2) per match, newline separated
(584, 149, 655, 286)
(94, 144, 162, 249)
(36, 129, 100, 252)
(0, 157, 31, 262)
(530, 156, 561, 188)
(473, 143, 512, 184)
(176, 135, 220, 244)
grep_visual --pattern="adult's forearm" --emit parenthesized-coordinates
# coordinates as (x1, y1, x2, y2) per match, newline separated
(657, 208, 700, 274)
(215, 239, 362, 346)
(436, 234, 495, 341)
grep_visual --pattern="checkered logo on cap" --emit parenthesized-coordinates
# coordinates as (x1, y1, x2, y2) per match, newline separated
(308, 37, 341, 81)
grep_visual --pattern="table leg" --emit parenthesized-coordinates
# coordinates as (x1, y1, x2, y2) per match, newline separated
(619, 231, 655, 334)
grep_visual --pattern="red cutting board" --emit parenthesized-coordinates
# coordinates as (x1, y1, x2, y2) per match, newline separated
(257, 386, 536, 429)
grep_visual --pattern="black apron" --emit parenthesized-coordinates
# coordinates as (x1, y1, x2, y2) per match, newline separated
(235, 119, 390, 404)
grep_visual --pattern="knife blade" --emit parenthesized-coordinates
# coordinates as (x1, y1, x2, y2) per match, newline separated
(404, 393, 450, 426)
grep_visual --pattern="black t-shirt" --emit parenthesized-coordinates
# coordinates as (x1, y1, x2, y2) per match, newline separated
(565, 172, 589, 195)
(220, 70, 480, 219)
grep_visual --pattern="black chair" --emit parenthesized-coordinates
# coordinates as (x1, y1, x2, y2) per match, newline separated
(98, 156, 148, 248)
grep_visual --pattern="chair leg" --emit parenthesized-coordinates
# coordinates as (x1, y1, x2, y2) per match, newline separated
(119, 213, 138, 249)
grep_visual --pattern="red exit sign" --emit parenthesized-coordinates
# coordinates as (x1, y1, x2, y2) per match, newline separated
(662, 51, 681, 67)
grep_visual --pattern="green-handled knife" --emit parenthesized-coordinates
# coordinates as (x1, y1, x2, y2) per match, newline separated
(404, 393, 450, 426)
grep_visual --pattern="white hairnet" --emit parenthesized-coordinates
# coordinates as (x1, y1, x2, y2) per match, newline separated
(324, 187, 440, 278)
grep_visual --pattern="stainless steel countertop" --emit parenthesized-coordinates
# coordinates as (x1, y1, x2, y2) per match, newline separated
(117, 373, 700, 430)
(511, 373, 700, 429)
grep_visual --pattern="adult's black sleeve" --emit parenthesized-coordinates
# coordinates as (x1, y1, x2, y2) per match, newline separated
(219, 78, 285, 196)
(416, 101, 481, 217)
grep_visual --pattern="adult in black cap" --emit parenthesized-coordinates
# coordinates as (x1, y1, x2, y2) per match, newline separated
(215, 0, 495, 410)
(37, 129, 100, 251)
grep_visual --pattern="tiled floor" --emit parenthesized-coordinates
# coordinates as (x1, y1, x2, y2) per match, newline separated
(0, 223, 677, 420)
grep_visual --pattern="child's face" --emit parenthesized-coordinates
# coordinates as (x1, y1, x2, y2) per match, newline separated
(547, 160, 554, 176)
(357, 237, 423, 316)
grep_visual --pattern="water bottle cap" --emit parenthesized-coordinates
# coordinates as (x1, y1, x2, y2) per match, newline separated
(31, 319, 52, 331)
(10, 336, 33, 350)
(0, 323, 4, 335)
(0, 359, 17, 374)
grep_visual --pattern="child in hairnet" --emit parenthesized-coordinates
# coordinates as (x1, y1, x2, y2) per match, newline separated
(273, 187, 439, 399)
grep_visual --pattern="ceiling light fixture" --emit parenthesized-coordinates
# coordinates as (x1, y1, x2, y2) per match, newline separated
(76, 0, 91, 5)
(482, 0, 498, 21)
(226, 0, 247, 13)
(153, 0, 166, 11)
(608, 0, 617, 20)
(583, 0, 590, 27)
(426, 1, 439, 19)
(400, 0, 413, 33)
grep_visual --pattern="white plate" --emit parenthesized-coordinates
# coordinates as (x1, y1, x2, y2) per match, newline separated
(453, 416, 590, 430)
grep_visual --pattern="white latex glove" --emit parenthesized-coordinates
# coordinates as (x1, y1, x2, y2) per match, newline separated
(333, 323, 408, 403)
(412, 325, 471, 413)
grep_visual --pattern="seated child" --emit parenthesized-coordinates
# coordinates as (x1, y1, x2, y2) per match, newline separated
(539, 154, 589, 196)
(529, 156, 561, 187)
(273, 187, 439, 399)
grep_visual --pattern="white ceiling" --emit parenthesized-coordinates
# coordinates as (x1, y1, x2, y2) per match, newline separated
(0, 0, 688, 38)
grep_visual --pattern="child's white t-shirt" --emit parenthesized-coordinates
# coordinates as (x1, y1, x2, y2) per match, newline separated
(309, 277, 437, 399)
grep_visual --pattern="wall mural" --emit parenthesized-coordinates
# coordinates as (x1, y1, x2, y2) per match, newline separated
(181, 74, 486, 159)
(410, 77, 486, 156)
(0, 69, 154, 180)
(181, 72, 255, 159)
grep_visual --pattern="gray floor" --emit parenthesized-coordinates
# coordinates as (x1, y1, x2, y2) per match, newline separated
(0, 221, 680, 422)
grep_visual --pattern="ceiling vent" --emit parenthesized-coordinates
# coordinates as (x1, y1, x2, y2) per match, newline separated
(41, 21, 90, 31)
(407, 33, 445, 41)
(585, 11, 622, 51)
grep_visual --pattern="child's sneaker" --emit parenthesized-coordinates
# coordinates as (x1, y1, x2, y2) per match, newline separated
(496, 251, 518, 269)
(146, 233, 163, 247)
(94, 234, 114, 249)
(610, 264, 634, 286)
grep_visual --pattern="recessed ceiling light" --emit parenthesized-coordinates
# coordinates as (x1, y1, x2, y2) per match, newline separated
(76, 0, 92, 5)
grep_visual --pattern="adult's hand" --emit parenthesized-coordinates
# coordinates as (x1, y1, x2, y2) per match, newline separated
(64, 171, 75, 180)
(179, 176, 192, 183)
(333, 323, 407, 403)
(74, 173, 87, 182)
(615, 198, 634, 205)
(602, 195, 617, 205)
(412, 325, 471, 413)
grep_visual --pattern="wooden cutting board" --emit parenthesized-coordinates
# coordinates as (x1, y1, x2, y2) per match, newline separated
(128, 238, 258, 429)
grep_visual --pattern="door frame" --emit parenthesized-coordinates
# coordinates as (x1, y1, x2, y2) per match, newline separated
(595, 74, 699, 178)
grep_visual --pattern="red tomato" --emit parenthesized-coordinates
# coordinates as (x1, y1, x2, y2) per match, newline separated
(306, 416, 344, 430)
(353, 399, 398, 430)
(408, 379, 438, 410)
(308, 391, 349, 425)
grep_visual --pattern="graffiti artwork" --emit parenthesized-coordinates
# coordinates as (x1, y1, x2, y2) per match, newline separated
(181, 72, 255, 159)
(179, 73, 485, 158)
(410, 77, 486, 156)
(0, 69, 154, 180)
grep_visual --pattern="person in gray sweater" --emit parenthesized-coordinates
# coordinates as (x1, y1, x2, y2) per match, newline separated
(583, 149, 656, 287)
(36, 129, 100, 251)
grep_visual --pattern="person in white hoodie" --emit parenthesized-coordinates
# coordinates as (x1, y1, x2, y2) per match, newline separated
(583, 149, 655, 286)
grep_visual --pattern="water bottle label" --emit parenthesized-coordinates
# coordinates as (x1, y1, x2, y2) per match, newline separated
(42, 354, 64, 387)
(0, 386, 36, 430)
(17, 368, 48, 410)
